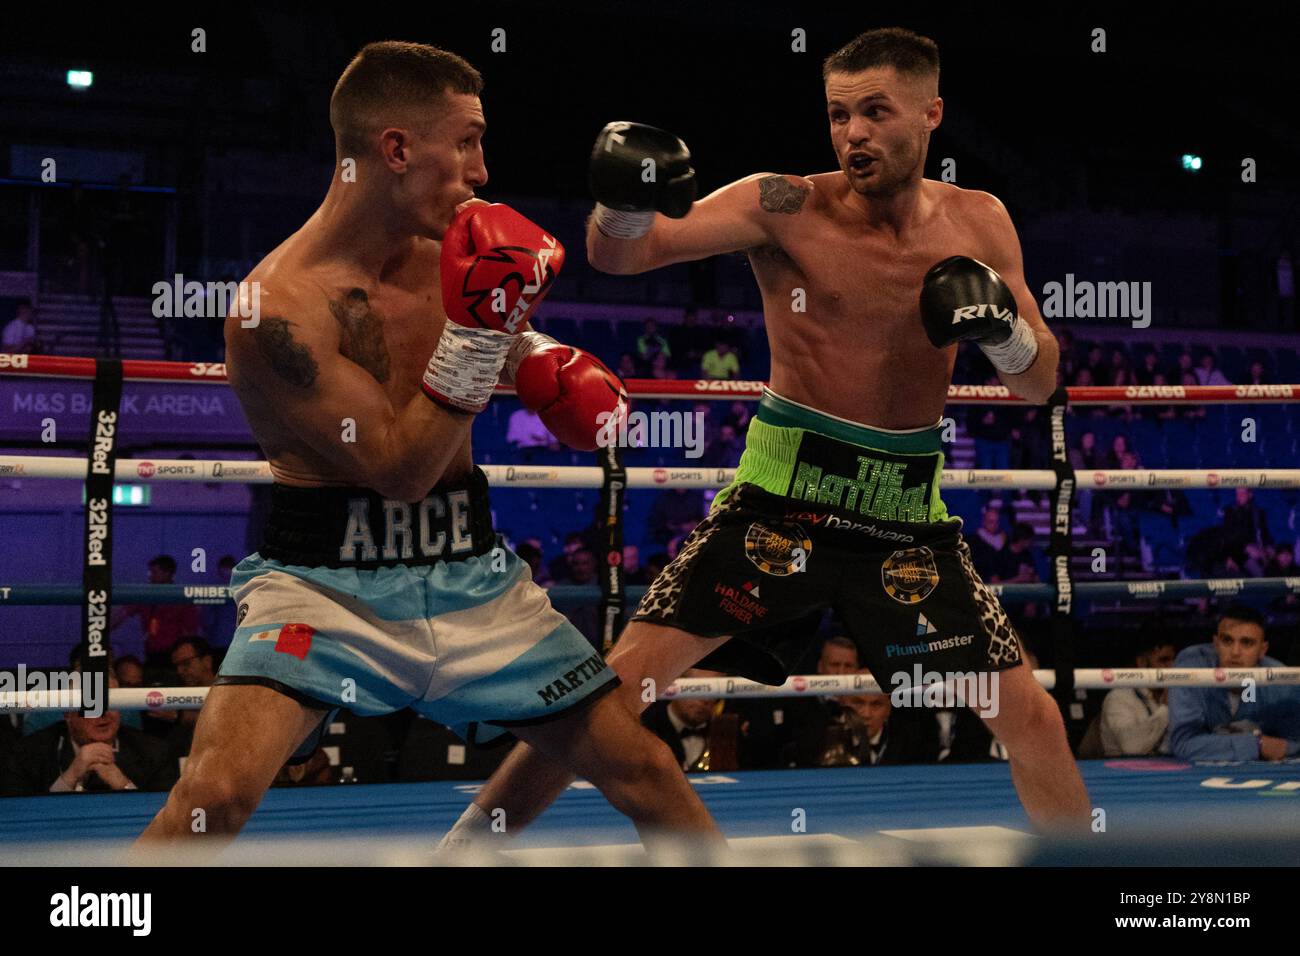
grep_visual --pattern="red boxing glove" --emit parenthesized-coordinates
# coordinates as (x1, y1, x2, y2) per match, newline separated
(441, 203, 565, 334)
(424, 203, 566, 413)
(514, 344, 628, 452)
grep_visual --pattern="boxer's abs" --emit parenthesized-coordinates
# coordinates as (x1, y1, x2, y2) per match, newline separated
(752, 251, 956, 430)
(747, 178, 970, 430)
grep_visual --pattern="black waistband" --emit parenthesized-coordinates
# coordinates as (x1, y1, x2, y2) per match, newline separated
(259, 468, 495, 569)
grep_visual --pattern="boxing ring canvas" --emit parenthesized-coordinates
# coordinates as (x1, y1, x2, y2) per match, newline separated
(5, 759, 1299, 865)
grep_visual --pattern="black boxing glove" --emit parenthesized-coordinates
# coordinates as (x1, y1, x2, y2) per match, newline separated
(590, 121, 697, 239)
(920, 255, 1039, 375)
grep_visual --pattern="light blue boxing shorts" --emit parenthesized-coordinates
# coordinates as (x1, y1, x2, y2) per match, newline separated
(215, 469, 618, 745)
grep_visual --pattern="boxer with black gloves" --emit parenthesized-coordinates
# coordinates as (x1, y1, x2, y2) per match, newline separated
(444, 26, 1089, 852)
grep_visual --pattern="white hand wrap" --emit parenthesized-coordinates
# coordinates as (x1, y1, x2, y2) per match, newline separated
(979, 319, 1039, 376)
(422, 322, 512, 413)
(504, 330, 558, 384)
(593, 203, 655, 240)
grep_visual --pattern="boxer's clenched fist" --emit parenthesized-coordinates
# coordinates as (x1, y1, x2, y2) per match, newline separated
(513, 341, 628, 452)
(423, 203, 565, 413)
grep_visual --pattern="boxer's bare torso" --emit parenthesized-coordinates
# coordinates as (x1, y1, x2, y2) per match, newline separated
(225, 226, 474, 491)
(745, 174, 1013, 429)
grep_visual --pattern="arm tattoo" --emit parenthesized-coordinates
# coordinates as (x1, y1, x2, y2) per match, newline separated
(331, 289, 391, 383)
(255, 317, 318, 389)
(758, 175, 810, 214)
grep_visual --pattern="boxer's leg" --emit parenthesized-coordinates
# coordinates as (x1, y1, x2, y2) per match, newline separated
(973, 660, 1091, 830)
(451, 620, 727, 843)
(137, 684, 328, 852)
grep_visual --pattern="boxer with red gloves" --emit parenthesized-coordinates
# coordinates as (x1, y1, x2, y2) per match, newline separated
(140, 40, 718, 856)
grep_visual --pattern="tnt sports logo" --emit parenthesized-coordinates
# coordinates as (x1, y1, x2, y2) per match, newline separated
(1102, 668, 1115, 683)
(137, 461, 155, 478)
(653, 469, 668, 484)
(1206, 473, 1219, 487)
(881, 547, 940, 605)
(145, 690, 164, 709)
(792, 676, 808, 692)
(1093, 472, 1106, 486)
(743, 522, 811, 576)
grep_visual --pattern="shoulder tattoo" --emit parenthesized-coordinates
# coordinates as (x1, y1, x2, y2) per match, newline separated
(254, 317, 318, 389)
(331, 288, 391, 383)
(757, 175, 810, 214)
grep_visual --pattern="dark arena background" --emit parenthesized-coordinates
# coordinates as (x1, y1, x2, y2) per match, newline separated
(1, 0, 1298, 930)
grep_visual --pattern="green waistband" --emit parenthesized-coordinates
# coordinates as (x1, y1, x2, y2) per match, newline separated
(719, 390, 949, 523)
(755, 389, 943, 453)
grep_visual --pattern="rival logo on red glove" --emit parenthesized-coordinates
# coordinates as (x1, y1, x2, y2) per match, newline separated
(441, 203, 564, 335)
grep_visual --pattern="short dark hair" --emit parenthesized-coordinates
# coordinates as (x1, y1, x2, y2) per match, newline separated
(1217, 604, 1267, 632)
(823, 635, 860, 657)
(173, 636, 214, 660)
(330, 41, 483, 157)
(149, 554, 177, 574)
(823, 28, 940, 83)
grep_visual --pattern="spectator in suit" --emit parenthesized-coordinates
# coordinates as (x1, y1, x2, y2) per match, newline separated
(837, 672, 941, 767)
(1099, 636, 1175, 756)
(642, 669, 740, 772)
(1168, 605, 1300, 761)
(1, 671, 177, 795)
